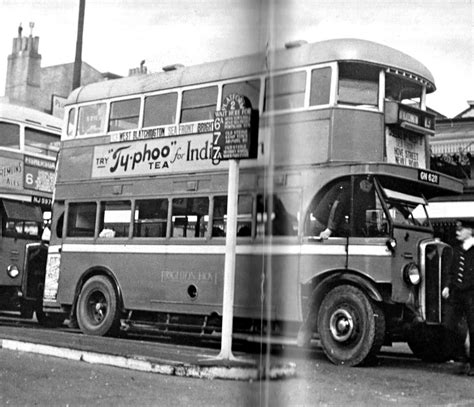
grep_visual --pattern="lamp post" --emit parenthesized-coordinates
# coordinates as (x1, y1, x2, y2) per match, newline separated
(72, 0, 86, 90)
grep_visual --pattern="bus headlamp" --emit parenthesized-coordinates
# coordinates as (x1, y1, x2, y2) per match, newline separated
(403, 263, 421, 286)
(386, 238, 397, 252)
(7, 265, 20, 279)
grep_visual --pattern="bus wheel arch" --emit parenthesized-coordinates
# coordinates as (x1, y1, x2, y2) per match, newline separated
(304, 272, 383, 324)
(75, 269, 123, 336)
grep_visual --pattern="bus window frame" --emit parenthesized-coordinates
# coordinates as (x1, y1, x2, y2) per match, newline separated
(76, 102, 109, 137)
(143, 91, 179, 129)
(211, 193, 254, 239)
(336, 61, 381, 109)
(170, 195, 210, 239)
(66, 107, 76, 138)
(132, 197, 170, 239)
(0, 120, 21, 150)
(374, 178, 432, 231)
(65, 201, 98, 239)
(64, 62, 341, 141)
(179, 84, 219, 124)
(108, 97, 142, 133)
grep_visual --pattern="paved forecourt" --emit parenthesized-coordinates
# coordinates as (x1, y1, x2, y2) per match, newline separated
(0, 323, 295, 381)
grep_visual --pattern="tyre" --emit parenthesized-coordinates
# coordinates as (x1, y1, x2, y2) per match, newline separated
(317, 284, 385, 366)
(77, 275, 121, 336)
(407, 322, 467, 362)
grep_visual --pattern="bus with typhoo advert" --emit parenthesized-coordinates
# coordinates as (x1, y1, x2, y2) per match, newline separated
(0, 102, 64, 325)
(43, 38, 464, 366)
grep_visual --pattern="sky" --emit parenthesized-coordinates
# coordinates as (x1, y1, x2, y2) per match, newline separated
(0, 0, 472, 117)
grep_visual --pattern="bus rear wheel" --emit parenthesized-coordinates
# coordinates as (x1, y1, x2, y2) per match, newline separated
(317, 285, 385, 366)
(77, 276, 121, 336)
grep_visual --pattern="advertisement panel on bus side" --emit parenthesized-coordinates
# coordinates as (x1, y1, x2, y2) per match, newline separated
(91, 132, 268, 178)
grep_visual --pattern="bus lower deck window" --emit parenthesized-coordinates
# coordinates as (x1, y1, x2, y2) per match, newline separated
(212, 195, 253, 237)
(171, 197, 209, 238)
(133, 199, 168, 238)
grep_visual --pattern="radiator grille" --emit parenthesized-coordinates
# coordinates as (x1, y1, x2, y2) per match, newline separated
(421, 241, 452, 324)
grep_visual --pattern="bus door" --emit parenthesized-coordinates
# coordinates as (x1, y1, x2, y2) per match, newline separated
(345, 176, 392, 284)
(300, 178, 352, 285)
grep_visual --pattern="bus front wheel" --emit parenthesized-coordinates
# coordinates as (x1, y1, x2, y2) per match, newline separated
(77, 276, 121, 336)
(317, 285, 385, 366)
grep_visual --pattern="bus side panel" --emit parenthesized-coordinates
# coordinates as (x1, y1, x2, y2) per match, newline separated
(57, 145, 94, 183)
(331, 110, 384, 162)
(267, 253, 301, 322)
(299, 241, 349, 285)
(58, 246, 301, 322)
(272, 116, 331, 167)
(346, 239, 392, 283)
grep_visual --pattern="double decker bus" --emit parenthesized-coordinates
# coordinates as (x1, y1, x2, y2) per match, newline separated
(44, 39, 463, 366)
(0, 102, 64, 325)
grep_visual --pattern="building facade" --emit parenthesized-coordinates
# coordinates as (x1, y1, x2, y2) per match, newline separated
(3, 25, 120, 119)
(430, 101, 474, 192)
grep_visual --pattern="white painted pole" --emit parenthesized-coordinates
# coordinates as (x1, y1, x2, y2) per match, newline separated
(218, 159, 239, 360)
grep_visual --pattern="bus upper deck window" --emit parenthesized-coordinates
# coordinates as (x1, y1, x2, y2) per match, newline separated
(0, 122, 20, 149)
(338, 62, 378, 107)
(264, 71, 306, 112)
(223, 79, 260, 111)
(180, 86, 218, 123)
(310, 67, 331, 106)
(385, 72, 423, 104)
(109, 98, 140, 132)
(25, 128, 59, 157)
(77, 103, 107, 136)
(67, 108, 76, 138)
(144, 93, 178, 128)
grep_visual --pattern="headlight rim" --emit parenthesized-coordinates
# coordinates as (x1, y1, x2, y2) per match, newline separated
(7, 264, 20, 279)
(403, 262, 421, 286)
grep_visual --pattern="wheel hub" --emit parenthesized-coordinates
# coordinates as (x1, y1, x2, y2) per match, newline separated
(89, 293, 107, 322)
(329, 309, 354, 342)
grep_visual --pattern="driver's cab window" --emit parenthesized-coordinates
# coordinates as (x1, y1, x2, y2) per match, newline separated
(304, 175, 387, 238)
(359, 179, 388, 237)
(304, 178, 351, 238)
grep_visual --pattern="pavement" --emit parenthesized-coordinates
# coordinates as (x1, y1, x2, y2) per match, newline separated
(0, 322, 296, 381)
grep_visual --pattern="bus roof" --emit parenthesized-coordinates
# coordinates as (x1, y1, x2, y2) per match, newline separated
(66, 38, 436, 105)
(0, 102, 62, 132)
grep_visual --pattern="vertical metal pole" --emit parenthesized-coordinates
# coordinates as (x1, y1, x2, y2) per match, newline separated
(72, 0, 86, 90)
(218, 159, 239, 360)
